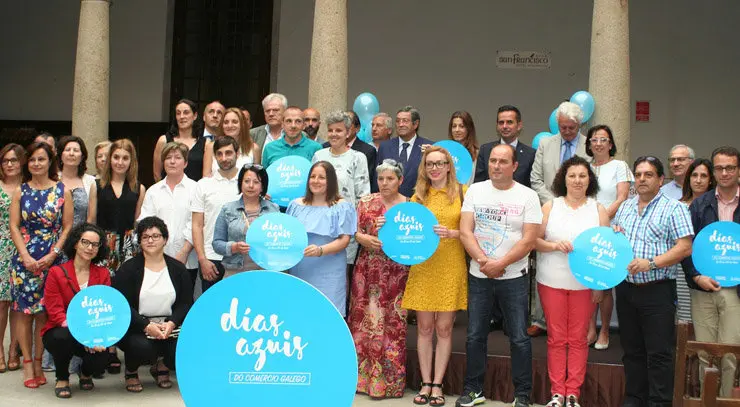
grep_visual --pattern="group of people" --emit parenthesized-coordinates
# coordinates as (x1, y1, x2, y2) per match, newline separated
(0, 92, 737, 407)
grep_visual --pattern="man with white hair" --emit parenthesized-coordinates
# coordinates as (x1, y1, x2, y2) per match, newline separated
(528, 101, 590, 337)
(371, 112, 393, 150)
(250, 93, 288, 149)
(661, 144, 695, 200)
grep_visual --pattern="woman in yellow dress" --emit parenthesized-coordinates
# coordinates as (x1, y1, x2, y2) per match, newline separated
(402, 145, 467, 406)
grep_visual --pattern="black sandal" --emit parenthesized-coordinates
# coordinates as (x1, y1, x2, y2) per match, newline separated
(107, 351, 121, 374)
(429, 383, 445, 406)
(78, 375, 94, 391)
(150, 366, 173, 389)
(55, 382, 72, 399)
(124, 372, 143, 393)
(413, 382, 432, 405)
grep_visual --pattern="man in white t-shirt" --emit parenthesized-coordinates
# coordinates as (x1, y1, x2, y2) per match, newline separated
(189, 136, 241, 293)
(456, 144, 543, 407)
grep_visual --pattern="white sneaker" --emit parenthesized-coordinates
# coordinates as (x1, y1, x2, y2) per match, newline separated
(566, 395, 581, 407)
(546, 394, 564, 407)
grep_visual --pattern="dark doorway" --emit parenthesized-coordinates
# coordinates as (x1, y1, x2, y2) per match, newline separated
(170, 0, 274, 122)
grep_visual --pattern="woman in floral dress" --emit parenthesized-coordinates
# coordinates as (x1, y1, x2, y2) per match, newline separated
(349, 159, 409, 398)
(9, 142, 73, 388)
(0, 143, 25, 372)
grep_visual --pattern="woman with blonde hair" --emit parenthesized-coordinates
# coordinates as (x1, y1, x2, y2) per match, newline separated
(402, 146, 467, 406)
(93, 141, 111, 178)
(214, 107, 261, 171)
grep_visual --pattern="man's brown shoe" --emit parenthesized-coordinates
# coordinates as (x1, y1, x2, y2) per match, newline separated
(527, 324, 546, 337)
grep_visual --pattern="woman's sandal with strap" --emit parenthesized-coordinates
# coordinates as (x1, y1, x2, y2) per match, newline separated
(124, 372, 143, 393)
(78, 375, 94, 391)
(413, 382, 433, 405)
(33, 357, 47, 385)
(55, 381, 72, 398)
(150, 366, 173, 389)
(22, 359, 38, 388)
(429, 383, 446, 406)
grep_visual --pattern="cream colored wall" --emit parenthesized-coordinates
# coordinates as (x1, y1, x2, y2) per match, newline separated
(274, 0, 740, 162)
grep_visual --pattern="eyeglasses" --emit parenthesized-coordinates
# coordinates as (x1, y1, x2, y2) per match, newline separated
(79, 238, 101, 249)
(243, 164, 264, 171)
(669, 157, 691, 163)
(713, 165, 738, 173)
(140, 233, 163, 242)
(425, 161, 449, 169)
(1, 158, 19, 166)
(589, 138, 610, 144)
(636, 156, 659, 163)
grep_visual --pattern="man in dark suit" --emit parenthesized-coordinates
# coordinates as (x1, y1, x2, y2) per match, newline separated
(474, 105, 535, 186)
(322, 110, 378, 192)
(376, 106, 431, 198)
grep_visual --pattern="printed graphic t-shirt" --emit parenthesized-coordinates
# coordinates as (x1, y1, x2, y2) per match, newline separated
(461, 181, 543, 280)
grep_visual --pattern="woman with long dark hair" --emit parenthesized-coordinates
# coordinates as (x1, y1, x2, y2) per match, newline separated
(153, 99, 213, 181)
(448, 111, 479, 185)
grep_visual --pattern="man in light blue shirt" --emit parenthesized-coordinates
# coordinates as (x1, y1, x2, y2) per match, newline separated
(660, 144, 695, 200)
(262, 106, 322, 168)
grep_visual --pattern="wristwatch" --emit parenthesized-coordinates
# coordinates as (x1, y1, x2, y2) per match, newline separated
(53, 247, 61, 256)
(648, 258, 657, 270)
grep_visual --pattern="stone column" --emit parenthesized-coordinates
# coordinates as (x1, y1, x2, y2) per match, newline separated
(589, 0, 631, 161)
(72, 0, 111, 174)
(307, 0, 348, 141)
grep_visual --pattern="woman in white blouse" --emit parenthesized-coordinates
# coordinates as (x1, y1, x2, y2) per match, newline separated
(112, 217, 193, 393)
(584, 125, 634, 349)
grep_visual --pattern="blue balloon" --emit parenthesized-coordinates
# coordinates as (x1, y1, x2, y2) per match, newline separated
(247, 213, 308, 271)
(434, 140, 474, 184)
(67, 285, 131, 348)
(692, 221, 740, 287)
(357, 118, 372, 144)
(177, 271, 358, 406)
(570, 90, 595, 123)
(352, 92, 380, 122)
(568, 226, 633, 290)
(548, 108, 559, 134)
(266, 156, 312, 207)
(379, 202, 440, 265)
(532, 132, 553, 150)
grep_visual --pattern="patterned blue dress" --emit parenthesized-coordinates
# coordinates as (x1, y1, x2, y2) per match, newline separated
(11, 182, 65, 314)
(286, 199, 357, 317)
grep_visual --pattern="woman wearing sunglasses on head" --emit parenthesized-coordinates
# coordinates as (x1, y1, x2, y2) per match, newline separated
(41, 223, 111, 398)
(212, 164, 279, 276)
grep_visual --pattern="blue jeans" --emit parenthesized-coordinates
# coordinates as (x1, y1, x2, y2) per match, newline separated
(464, 274, 532, 398)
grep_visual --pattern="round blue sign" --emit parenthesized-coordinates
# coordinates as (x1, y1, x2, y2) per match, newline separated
(378, 202, 440, 266)
(568, 227, 633, 290)
(266, 156, 312, 207)
(246, 213, 308, 271)
(692, 221, 740, 287)
(67, 285, 131, 348)
(434, 140, 474, 184)
(176, 271, 357, 407)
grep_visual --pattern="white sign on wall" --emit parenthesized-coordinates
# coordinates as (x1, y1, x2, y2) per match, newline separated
(496, 51, 551, 69)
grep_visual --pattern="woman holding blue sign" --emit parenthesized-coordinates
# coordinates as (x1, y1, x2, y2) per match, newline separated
(9, 142, 74, 389)
(350, 159, 410, 399)
(213, 164, 279, 275)
(535, 156, 609, 407)
(113, 217, 194, 392)
(287, 161, 357, 317)
(402, 146, 467, 406)
(42, 223, 111, 398)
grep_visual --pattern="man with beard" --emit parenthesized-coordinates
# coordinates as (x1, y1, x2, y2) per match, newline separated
(475, 105, 535, 187)
(202, 101, 225, 140)
(189, 136, 242, 292)
(262, 106, 322, 169)
(303, 107, 322, 142)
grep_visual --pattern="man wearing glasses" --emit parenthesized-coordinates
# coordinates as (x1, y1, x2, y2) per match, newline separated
(612, 156, 694, 407)
(682, 146, 740, 398)
(661, 144, 695, 200)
